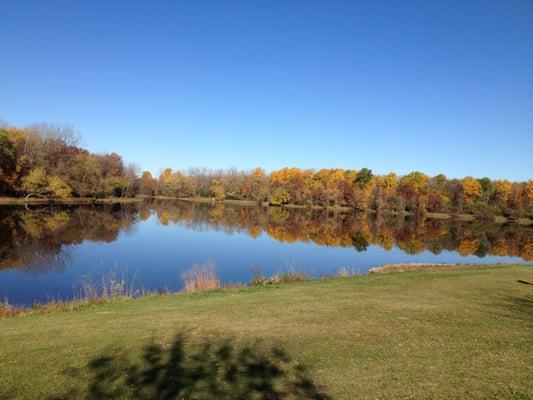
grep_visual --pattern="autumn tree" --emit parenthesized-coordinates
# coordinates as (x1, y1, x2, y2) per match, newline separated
(47, 176, 72, 198)
(139, 171, 157, 196)
(375, 172, 398, 211)
(0, 123, 134, 199)
(210, 179, 226, 200)
(420, 175, 444, 213)
(270, 167, 308, 205)
(309, 170, 329, 205)
(67, 154, 104, 198)
(1, 122, 531, 218)
(242, 167, 267, 202)
(159, 168, 176, 196)
(494, 180, 513, 212)
(325, 169, 346, 207)
(352, 168, 375, 211)
(461, 176, 482, 205)
(399, 171, 428, 213)
(21, 168, 49, 198)
(269, 187, 290, 206)
(526, 181, 533, 208)
(21, 168, 72, 199)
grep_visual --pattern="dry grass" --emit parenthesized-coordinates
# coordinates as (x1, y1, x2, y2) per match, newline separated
(78, 268, 140, 300)
(181, 260, 221, 293)
(0, 302, 23, 317)
(274, 268, 310, 283)
(332, 266, 360, 277)
(33, 299, 71, 313)
(250, 265, 310, 286)
(0, 298, 114, 319)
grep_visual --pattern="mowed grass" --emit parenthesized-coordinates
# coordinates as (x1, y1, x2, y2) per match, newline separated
(1, 266, 532, 399)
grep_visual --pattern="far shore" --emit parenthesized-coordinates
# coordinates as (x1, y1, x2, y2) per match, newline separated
(1, 195, 531, 225)
(0, 196, 145, 205)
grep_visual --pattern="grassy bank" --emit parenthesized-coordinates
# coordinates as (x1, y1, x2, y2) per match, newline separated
(1, 265, 532, 399)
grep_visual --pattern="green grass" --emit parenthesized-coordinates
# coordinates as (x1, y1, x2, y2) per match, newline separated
(1, 266, 532, 399)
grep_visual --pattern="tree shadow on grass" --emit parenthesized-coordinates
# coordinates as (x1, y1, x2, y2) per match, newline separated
(50, 333, 330, 400)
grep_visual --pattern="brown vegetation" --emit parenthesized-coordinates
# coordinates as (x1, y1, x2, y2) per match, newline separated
(250, 266, 311, 286)
(0, 302, 23, 317)
(181, 261, 221, 293)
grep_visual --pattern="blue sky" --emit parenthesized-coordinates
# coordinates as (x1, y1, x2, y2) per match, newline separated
(1, 0, 532, 180)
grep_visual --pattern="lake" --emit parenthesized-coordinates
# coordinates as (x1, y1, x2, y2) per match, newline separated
(0, 200, 530, 306)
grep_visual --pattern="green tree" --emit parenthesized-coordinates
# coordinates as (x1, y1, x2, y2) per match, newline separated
(355, 168, 374, 188)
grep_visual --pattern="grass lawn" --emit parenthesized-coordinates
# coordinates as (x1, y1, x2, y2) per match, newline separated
(1, 266, 532, 399)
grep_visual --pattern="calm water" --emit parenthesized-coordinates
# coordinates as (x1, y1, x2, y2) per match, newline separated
(0, 200, 530, 306)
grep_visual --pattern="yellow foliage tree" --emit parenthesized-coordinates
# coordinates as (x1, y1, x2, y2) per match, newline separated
(494, 180, 512, 206)
(526, 180, 533, 208)
(48, 176, 72, 198)
(461, 176, 482, 204)
(210, 179, 225, 200)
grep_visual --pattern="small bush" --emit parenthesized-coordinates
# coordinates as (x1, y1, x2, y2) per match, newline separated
(182, 260, 220, 293)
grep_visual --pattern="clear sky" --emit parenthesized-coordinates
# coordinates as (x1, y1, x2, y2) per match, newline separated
(1, 1, 532, 180)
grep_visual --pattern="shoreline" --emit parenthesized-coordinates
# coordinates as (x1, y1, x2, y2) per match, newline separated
(367, 262, 531, 274)
(2, 263, 528, 315)
(2, 195, 531, 225)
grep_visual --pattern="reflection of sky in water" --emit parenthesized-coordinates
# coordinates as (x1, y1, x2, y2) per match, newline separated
(0, 215, 528, 306)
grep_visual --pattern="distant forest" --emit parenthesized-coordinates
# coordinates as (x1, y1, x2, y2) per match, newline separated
(1, 124, 531, 219)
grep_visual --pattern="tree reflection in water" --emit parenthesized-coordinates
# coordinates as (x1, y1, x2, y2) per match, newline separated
(0, 201, 531, 274)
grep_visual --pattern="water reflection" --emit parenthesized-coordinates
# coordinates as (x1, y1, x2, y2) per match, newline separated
(0, 200, 531, 276)
(0, 204, 138, 274)
(149, 201, 532, 261)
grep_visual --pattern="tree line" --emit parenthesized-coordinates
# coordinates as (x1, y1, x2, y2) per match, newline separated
(142, 168, 532, 220)
(1, 124, 531, 219)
